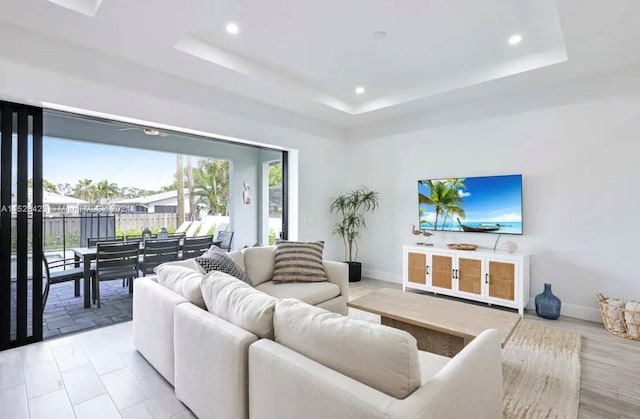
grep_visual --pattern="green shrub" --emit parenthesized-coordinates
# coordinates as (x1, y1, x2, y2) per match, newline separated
(116, 225, 178, 238)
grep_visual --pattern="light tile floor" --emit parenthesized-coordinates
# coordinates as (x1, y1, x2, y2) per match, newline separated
(3, 278, 639, 419)
(0, 322, 194, 419)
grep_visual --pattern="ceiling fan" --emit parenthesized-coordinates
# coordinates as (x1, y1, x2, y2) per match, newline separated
(116, 126, 170, 137)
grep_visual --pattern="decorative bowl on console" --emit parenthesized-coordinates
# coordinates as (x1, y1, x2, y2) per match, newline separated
(446, 243, 478, 251)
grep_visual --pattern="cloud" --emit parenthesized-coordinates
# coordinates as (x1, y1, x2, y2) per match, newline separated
(485, 213, 522, 222)
(489, 206, 520, 214)
(458, 190, 471, 197)
(463, 212, 522, 222)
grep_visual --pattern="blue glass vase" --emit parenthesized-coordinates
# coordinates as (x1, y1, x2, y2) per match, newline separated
(535, 283, 561, 320)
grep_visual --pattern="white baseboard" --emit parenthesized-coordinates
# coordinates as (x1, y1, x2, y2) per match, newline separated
(359, 271, 603, 323)
(528, 298, 602, 323)
(361, 269, 400, 283)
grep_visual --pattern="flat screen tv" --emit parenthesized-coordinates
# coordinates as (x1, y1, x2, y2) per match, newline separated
(418, 174, 523, 235)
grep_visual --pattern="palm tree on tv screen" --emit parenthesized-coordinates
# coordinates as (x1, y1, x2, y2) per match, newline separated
(419, 180, 462, 230)
(439, 178, 466, 230)
(443, 205, 466, 231)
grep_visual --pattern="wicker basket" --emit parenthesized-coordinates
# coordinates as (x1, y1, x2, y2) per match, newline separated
(597, 294, 640, 340)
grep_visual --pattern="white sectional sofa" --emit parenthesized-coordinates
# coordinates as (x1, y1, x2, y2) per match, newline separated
(133, 246, 347, 386)
(250, 299, 503, 419)
(133, 246, 503, 419)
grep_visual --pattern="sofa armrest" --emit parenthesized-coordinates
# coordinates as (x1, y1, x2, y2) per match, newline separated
(133, 277, 188, 385)
(323, 260, 348, 298)
(174, 304, 258, 419)
(388, 329, 503, 419)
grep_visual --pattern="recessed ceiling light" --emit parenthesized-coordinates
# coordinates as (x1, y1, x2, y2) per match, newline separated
(355, 86, 365, 95)
(143, 128, 161, 136)
(508, 34, 522, 46)
(373, 31, 386, 40)
(226, 22, 239, 35)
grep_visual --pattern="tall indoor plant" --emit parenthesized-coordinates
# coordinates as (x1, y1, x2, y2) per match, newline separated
(330, 187, 380, 282)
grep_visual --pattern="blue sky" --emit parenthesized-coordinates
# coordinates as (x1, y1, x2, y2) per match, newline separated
(44, 137, 194, 190)
(418, 175, 522, 222)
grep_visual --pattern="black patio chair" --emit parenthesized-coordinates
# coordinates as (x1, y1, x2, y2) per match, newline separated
(216, 231, 234, 252)
(87, 236, 125, 247)
(42, 252, 86, 311)
(167, 232, 186, 239)
(94, 242, 139, 308)
(139, 238, 180, 276)
(182, 235, 214, 259)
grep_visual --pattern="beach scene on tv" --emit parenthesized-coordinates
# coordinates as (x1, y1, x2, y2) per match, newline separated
(418, 174, 523, 235)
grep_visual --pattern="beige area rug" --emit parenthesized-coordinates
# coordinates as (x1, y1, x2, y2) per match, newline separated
(348, 308, 582, 419)
(502, 320, 581, 419)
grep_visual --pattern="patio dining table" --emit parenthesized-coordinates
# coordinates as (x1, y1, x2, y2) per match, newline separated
(72, 239, 222, 308)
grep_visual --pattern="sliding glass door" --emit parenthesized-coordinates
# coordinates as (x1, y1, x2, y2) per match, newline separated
(0, 100, 44, 350)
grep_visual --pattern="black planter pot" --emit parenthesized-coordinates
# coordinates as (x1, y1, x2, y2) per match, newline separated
(346, 261, 362, 282)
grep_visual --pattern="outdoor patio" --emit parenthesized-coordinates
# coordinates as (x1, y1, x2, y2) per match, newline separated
(10, 278, 133, 340)
(43, 280, 133, 339)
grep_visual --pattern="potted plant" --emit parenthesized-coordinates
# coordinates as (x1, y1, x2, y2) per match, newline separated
(330, 187, 380, 282)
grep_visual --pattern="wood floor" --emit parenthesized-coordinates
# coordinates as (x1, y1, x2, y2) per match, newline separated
(351, 278, 640, 419)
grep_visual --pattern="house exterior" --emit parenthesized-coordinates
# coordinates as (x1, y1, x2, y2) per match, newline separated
(12, 188, 90, 214)
(110, 189, 191, 214)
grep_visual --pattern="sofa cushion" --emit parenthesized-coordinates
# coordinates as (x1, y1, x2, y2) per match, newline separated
(154, 264, 206, 308)
(242, 246, 275, 286)
(273, 299, 422, 399)
(227, 250, 245, 271)
(418, 350, 450, 384)
(201, 271, 277, 339)
(272, 240, 327, 283)
(196, 246, 250, 283)
(154, 258, 205, 274)
(256, 281, 340, 306)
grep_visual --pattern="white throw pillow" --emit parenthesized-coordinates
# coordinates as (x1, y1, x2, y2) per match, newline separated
(200, 271, 277, 339)
(242, 246, 275, 286)
(154, 264, 206, 308)
(274, 298, 422, 399)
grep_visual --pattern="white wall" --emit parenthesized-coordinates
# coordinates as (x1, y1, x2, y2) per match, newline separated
(6, 22, 639, 321)
(346, 89, 640, 321)
(0, 24, 348, 259)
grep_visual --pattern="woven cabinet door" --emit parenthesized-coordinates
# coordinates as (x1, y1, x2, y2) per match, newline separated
(431, 254, 453, 290)
(457, 257, 483, 295)
(407, 252, 427, 284)
(488, 260, 516, 301)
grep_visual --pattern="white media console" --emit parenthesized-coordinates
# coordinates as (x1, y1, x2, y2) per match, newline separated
(402, 245, 529, 316)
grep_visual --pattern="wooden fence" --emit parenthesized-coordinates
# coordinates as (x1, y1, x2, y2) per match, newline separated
(115, 213, 178, 231)
(42, 213, 177, 239)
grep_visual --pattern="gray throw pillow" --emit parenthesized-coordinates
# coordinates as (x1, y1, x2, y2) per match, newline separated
(272, 240, 327, 283)
(196, 245, 251, 284)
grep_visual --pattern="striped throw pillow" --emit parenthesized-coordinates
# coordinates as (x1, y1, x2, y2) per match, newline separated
(272, 240, 327, 283)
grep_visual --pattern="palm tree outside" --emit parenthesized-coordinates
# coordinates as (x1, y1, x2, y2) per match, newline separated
(74, 178, 95, 202)
(193, 159, 230, 216)
(94, 180, 119, 200)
